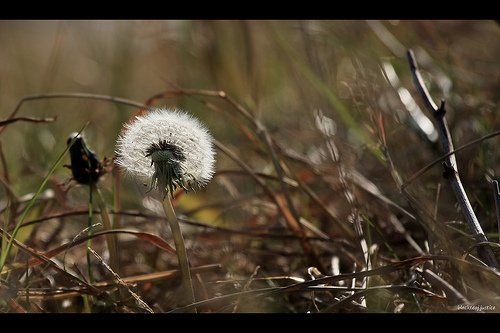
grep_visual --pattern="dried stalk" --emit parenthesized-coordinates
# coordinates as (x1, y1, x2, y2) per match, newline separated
(407, 49, 499, 269)
(492, 180, 500, 244)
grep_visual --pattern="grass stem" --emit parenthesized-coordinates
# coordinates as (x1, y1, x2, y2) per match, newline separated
(92, 185, 119, 274)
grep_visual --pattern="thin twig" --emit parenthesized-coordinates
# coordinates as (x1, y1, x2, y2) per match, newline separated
(63, 222, 102, 271)
(492, 180, 500, 244)
(401, 129, 500, 190)
(88, 247, 154, 313)
(214, 139, 325, 271)
(416, 267, 468, 306)
(407, 49, 499, 269)
(0, 116, 57, 127)
(0, 92, 152, 136)
(232, 265, 260, 313)
(257, 125, 326, 272)
(92, 186, 119, 273)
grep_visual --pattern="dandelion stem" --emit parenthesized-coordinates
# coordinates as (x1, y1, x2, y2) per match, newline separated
(159, 190, 196, 312)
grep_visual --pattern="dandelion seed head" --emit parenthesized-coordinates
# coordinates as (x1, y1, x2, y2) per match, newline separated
(115, 107, 216, 198)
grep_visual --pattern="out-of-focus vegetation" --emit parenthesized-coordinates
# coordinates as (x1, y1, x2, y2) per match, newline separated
(1, 20, 500, 313)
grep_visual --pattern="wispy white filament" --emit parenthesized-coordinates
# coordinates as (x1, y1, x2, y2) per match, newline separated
(115, 107, 216, 195)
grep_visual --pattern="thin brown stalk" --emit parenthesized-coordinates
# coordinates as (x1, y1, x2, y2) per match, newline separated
(92, 186, 118, 274)
(88, 247, 154, 313)
(258, 125, 326, 272)
(0, 116, 57, 127)
(1, 92, 151, 136)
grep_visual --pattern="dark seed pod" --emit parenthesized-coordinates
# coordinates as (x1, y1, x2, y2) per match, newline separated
(67, 132, 103, 185)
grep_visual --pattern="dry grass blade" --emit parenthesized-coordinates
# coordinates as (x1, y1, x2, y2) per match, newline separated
(170, 256, 440, 313)
(0, 227, 100, 295)
(17, 264, 221, 300)
(232, 265, 260, 313)
(320, 285, 445, 313)
(276, 256, 437, 293)
(3, 229, 176, 272)
(401, 130, 500, 190)
(416, 267, 469, 306)
(88, 247, 154, 313)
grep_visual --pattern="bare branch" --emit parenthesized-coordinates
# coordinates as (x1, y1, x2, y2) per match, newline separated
(407, 49, 499, 269)
(492, 180, 500, 243)
(0, 116, 57, 127)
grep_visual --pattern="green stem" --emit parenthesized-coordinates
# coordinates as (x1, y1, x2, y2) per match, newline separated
(160, 191, 196, 312)
(84, 184, 95, 313)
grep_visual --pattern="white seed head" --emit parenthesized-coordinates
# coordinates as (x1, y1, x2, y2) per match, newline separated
(115, 107, 216, 198)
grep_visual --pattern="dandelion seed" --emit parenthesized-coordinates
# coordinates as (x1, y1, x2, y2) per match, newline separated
(115, 107, 216, 199)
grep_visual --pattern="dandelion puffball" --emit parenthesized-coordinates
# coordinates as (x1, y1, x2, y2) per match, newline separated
(115, 107, 216, 199)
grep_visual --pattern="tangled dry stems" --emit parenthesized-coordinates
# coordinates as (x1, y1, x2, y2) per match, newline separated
(2, 51, 500, 312)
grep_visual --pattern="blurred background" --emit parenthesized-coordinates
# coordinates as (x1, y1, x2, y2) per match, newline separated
(1, 20, 498, 200)
(1, 20, 500, 312)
